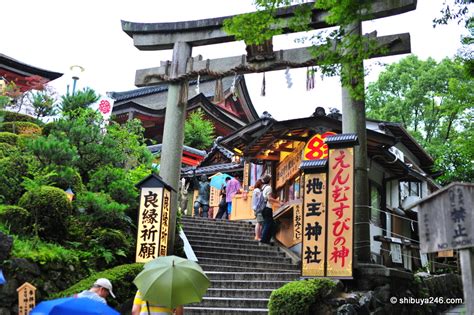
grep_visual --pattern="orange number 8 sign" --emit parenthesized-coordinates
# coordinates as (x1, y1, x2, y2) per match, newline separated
(304, 131, 336, 160)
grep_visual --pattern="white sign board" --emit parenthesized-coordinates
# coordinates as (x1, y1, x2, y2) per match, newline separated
(390, 243, 403, 263)
(417, 183, 473, 253)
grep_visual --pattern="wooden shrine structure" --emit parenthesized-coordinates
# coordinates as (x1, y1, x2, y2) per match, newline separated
(121, 0, 417, 259)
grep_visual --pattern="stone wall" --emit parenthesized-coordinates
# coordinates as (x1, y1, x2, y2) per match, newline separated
(0, 232, 89, 315)
(308, 264, 464, 315)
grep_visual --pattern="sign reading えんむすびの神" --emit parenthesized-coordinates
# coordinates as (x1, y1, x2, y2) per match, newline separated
(326, 147, 354, 278)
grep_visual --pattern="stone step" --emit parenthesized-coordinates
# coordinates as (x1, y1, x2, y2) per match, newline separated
(188, 239, 271, 251)
(182, 216, 254, 228)
(192, 244, 285, 257)
(201, 263, 298, 273)
(183, 225, 255, 234)
(205, 272, 300, 281)
(193, 297, 269, 309)
(195, 251, 291, 264)
(198, 257, 297, 270)
(209, 280, 288, 290)
(206, 288, 274, 299)
(186, 233, 261, 245)
(185, 230, 255, 240)
(184, 307, 268, 315)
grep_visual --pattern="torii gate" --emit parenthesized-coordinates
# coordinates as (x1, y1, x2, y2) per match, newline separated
(122, 0, 416, 261)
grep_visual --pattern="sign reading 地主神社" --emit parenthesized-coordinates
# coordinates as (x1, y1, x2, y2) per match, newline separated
(302, 172, 327, 277)
(135, 174, 174, 263)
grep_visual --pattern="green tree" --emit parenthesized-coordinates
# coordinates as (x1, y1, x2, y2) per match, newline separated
(30, 88, 58, 119)
(184, 109, 215, 149)
(366, 55, 474, 184)
(27, 107, 152, 183)
(60, 87, 99, 114)
(224, 0, 375, 99)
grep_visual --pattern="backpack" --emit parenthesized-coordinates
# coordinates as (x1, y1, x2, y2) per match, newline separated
(255, 186, 267, 214)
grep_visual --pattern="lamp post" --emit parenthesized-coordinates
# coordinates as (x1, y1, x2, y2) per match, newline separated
(70, 65, 84, 95)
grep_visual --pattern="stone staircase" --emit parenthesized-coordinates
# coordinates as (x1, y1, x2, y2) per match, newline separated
(181, 216, 300, 314)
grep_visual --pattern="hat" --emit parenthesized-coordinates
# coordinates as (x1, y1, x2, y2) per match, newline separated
(94, 278, 116, 298)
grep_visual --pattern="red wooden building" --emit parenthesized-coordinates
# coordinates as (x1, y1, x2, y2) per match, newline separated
(108, 75, 260, 144)
(0, 53, 62, 93)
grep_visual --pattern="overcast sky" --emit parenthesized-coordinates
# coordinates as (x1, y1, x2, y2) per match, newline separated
(2, 0, 468, 120)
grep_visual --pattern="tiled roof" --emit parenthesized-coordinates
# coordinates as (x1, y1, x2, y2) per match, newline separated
(181, 162, 243, 177)
(0, 53, 62, 80)
(109, 76, 238, 103)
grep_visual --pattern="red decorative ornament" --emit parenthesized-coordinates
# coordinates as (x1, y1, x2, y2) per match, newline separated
(98, 100, 111, 114)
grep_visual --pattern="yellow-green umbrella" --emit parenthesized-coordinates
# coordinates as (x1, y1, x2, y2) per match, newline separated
(133, 255, 210, 308)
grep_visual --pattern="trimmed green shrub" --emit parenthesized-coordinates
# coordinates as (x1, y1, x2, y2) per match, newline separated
(74, 192, 128, 221)
(18, 186, 73, 242)
(0, 142, 17, 158)
(0, 205, 32, 235)
(0, 110, 39, 124)
(49, 166, 85, 194)
(41, 121, 58, 136)
(0, 132, 19, 145)
(88, 166, 138, 207)
(268, 278, 337, 315)
(0, 154, 28, 204)
(89, 228, 133, 267)
(51, 263, 144, 307)
(0, 121, 42, 135)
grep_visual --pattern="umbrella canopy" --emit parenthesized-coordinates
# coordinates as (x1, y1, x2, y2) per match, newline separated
(209, 173, 232, 190)
(133, 255, 210, 308)
(30, 296, 119, 315)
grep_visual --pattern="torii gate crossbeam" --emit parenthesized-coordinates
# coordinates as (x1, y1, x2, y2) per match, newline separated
(122, 0, 417, 262)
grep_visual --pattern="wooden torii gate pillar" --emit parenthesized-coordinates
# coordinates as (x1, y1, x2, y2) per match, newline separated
(122, 0, 416, 261)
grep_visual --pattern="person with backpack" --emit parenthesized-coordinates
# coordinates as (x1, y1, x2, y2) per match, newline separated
(252, 179, 265, 240)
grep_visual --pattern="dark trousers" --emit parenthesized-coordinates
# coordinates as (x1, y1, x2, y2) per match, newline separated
(260, 207, 274, 243)
(194, 202, 209, 218)
(215, 201, 228, 219)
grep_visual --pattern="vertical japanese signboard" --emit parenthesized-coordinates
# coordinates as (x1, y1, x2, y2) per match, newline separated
(135, 174, 174, 263)
(327, 147, 354, 277)
(17, 282, 36, 315)
(293, 203, 303, 242)
(159, 189, 171, 257)
(136, 187, 163, 262)
(302, 172, 327, 277)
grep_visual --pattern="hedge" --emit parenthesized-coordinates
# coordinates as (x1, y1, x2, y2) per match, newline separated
(0, 155, 28, 204)
(0, 142, 16, 158)
(0, 121, 42, 135)
(0, 110, 40, 124)
(0, 205, 31, 235)
(268, 278, 337, 315)
(0, 132, 19, 145)
(18, 186, 73, 242)
(51, 263, 144, 308)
